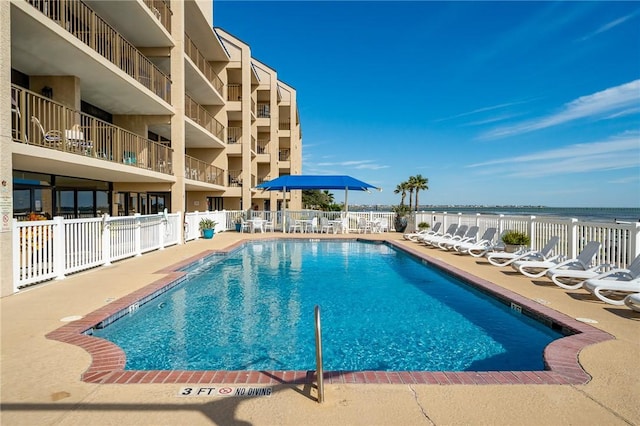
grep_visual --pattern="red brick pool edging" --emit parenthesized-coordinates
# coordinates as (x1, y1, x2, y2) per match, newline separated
(45, 238, 614, 386)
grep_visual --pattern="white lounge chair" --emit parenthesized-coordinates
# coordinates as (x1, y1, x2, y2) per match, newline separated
(426, 225, 468, 247)
(419, 223, 457, 245)
(548, 254, 640, 290)
(580, 256, 640, 305)
(440, 226, 479, 250)
(512, 241, 601, 279)
(584, 277, 640, 306)
(455, 227, 498, 257)
(623, 292, 640, 312)
(487, 236, 560, 267)
(404, 222, 441, 241)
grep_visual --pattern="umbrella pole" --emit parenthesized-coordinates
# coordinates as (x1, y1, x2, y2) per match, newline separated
(283, 185, 287, 233)
(344, 187, 349, 234)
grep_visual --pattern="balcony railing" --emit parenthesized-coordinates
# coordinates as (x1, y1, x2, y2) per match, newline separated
(257, 102, 270, 118)
(227, 127, 241, 144)
(185, 95, 224, 141)
(279, 149, 290, 161)
(228, 84, 241, 101)
(184, 155, 223, 185)
(142, 0, 172, 32)
(11, 85, 173, 174)
(228, 170, 242, 187)
(184, 34, 224, 98)
(257, 139, 268, 154)
(279, 120, 290, 130)
(27, 0, 171, 103)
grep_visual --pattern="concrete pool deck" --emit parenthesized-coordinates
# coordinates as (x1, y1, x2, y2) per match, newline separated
(1, 231, 639, 425)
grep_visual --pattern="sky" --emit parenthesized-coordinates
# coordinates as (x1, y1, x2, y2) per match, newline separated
(214, 1, 640, 208)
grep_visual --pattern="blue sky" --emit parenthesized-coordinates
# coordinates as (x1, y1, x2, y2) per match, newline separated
(214, 1, 640, 207)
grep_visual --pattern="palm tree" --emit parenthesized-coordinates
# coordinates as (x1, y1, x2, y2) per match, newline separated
(394, 182, 409, 206)
(407, 176, 418, 211)
(412, 174, 429, 211)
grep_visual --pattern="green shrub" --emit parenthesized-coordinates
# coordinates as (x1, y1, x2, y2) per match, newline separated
(199, 218, 218, 231)
(502, 230, 530, 246)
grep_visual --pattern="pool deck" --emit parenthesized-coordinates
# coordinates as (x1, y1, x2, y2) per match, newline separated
(1, 231, 639, 425)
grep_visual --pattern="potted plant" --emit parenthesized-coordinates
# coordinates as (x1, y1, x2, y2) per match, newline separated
(501, 230, 530, 253)
(234, 215, 243, 232)
(199, 218, 218, 239)
(417, 222, 430, 231)
(392, 204, 410, 233)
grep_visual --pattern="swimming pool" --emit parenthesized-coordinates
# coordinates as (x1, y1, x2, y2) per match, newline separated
(92, 240, 562, 372)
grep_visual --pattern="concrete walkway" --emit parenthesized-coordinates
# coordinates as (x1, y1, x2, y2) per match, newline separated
(1, 232, 638, 425)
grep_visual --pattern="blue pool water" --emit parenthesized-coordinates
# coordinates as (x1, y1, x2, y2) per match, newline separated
(93, 240, 562, 371)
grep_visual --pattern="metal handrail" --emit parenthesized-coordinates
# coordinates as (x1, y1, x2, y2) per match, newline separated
(314, 305, 324, 404)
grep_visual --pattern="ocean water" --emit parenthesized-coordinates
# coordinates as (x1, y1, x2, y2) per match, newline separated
(424, 207, 640, 223)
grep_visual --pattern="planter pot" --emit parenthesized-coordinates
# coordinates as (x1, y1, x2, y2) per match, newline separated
(394, 216, 408, 233)
(202, 229, 215, 239)
(504, 244, 523, 253)
(235, 223, 242, 232)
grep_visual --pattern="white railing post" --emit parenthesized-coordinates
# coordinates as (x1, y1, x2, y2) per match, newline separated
(12, 219, 20, 293)
(529, 216, 537, 249)
(134, 213, 142, 256)
(498, 214, 505, 235)
(568, 218, 579, 259)
(53, 216, 66, 280)
(178, 211, 184, 245)
(630, 222, 640, 259)
(102, 214, 111, 266)
(159, 209, 167, 250)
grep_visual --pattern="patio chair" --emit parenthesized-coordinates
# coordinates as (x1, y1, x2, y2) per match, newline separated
(512, 241, 601, 279)
(455, 227, 497, 256)
(426, 225, 468, 248)
(31, 116, 62, 146)
(623, 293, 640, 312)
(547, 254, 640, 290)
(319, 217, 333, 234)
(405, 222, 442, 241)
(583, 276, 640, 306)
(419, 223, 458, 245)
(440, 225, 478, 250)
(487, 236, 560, 267)
(357, 217, 371, 233)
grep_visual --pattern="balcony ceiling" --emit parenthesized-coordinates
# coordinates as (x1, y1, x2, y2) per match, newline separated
(11, 3, 173, 115)
(185, 61, 225, 105)
(185, 120, 226, 149)
(185, 0, 229, 62)
(81, 0, 173, 47)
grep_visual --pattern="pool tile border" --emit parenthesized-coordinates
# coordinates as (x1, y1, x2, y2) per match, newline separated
(46, 238, 614, 386)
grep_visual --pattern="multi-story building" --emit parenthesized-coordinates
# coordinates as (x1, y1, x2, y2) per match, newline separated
(0, 0, 302, 294)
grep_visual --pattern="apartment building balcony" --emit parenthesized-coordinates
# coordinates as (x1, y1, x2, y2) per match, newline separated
(184, 155, 224, 190)
(184, 34, 225, 105)
(278, 148, 291, 169)
(12, 0, 172, 115)
(11, 85, 174, 183)
(228, 170, 242, 187)
(256, 139, 269, 160)
(184, 95, 225, 148)
(279, 119, 291, 137)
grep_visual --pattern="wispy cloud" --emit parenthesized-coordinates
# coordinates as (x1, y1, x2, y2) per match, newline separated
(578, 12, 638, 41)
(435, 100, 530, 122)
(608, 175, 640, 184)
(315, 160, 389, 170)
(481, 80, 640, 139)
(467, 133, 640, 178)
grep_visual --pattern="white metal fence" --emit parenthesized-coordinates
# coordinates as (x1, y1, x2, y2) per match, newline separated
(11, 209, 640, 294)
(413, 211, 640, 269)
(13, 210, 182, 292)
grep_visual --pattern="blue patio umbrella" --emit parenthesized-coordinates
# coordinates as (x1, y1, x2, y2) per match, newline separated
(255, 175, 381, 231)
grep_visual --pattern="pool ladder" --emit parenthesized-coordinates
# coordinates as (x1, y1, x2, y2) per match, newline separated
(314, 305, 324, 403)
